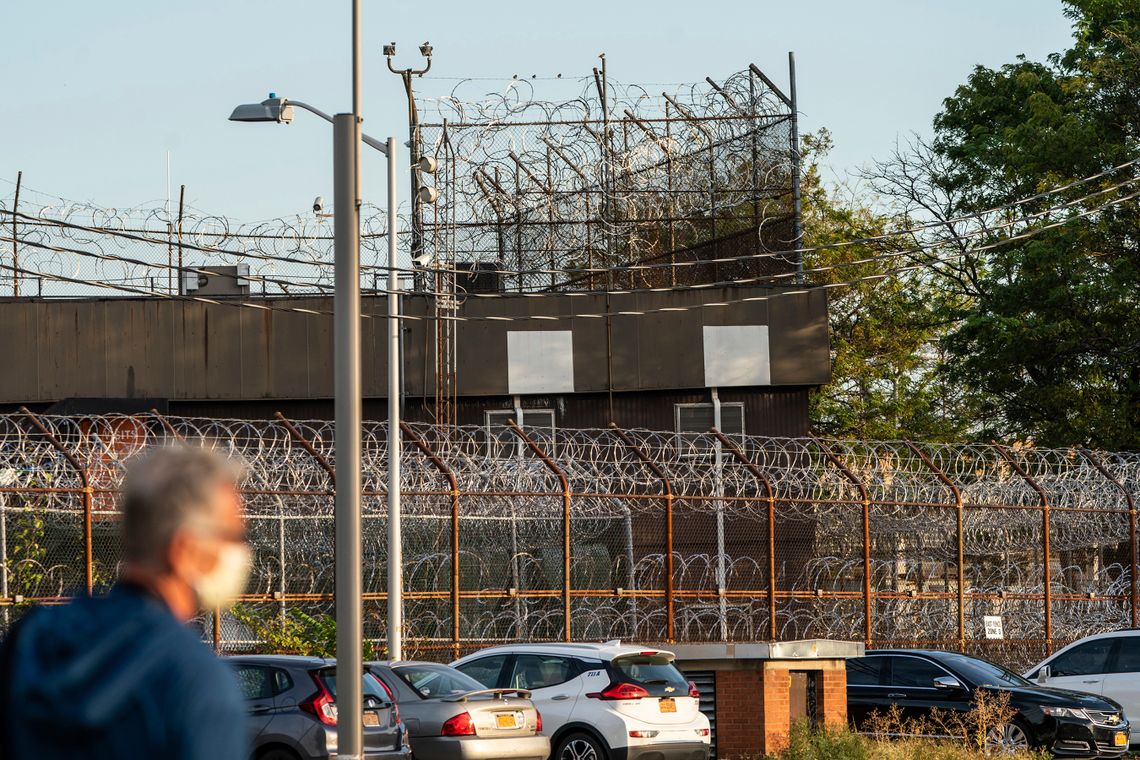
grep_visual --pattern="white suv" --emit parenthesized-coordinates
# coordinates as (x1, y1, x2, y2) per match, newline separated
(1025, 630, 1140, 745)
(452, 642, 711, 760)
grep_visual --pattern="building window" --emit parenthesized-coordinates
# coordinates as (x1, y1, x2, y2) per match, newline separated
(485, 408, 556, 457)
(674, 402, 744, 454)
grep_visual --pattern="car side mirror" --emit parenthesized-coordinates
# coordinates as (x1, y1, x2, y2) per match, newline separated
(1037, 665, 1050, 683)
(932, 676, 963, 690)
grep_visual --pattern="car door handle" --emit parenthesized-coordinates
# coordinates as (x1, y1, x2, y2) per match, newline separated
(250, 705, 273, 714)
(551, 694, 570, 701)
(886, 693, 906, 699)
(1082, 679, 1100, 684)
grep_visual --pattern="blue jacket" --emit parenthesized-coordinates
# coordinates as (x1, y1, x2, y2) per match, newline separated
(0, 583, 247, 759)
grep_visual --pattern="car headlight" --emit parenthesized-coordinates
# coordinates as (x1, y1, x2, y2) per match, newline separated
(1042, 706, 1089, 720)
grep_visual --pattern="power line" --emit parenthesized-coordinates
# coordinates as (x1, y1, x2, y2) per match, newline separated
(4, 186, 1134, 324)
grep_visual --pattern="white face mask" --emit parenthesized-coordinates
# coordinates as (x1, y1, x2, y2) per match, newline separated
(192, 542, 252, 610)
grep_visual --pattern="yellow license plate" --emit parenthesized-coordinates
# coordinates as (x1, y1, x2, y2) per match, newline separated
(496, 713, 518, 729)
(1114, 732, 1127, 747)
(659, 698, 677, 713)
(363, 711, 380, 727)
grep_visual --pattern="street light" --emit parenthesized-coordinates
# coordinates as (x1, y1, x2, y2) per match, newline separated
(230, 91, 407, 756)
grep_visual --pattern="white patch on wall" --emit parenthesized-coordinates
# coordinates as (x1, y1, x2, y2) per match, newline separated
(507, 330, 575, 394)
(702, 325, 771, 387)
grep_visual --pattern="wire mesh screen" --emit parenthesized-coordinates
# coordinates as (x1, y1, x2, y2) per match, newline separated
(415, 64, 799, 293)
(0, 412, 1136, 669)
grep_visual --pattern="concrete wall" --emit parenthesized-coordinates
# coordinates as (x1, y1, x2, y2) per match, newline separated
(0, 286, 829, 404)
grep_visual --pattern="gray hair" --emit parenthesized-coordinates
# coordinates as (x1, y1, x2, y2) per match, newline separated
(121, 445, 243, 567)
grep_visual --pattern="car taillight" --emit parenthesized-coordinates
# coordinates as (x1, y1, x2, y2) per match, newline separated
(300, 673, 338, 726)
(589, 682, 650, 700)
(629, 730, 660, 738)
(442, 712, 476, 736)
(535, 711, 543, 733)
(695, 728, 710, 737)
(688, 680, 700, 699)
(370, 672, 400, 723)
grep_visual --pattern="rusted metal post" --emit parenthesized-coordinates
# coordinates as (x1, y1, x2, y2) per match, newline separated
(906, 441, 966, 651)
(996, 446, 1053, 652)
(21, 407, 92, 595)
(401, 422, 462, 657)
(150, 408, 186, 442)
(1079, 449, 1139, 630)
(507, 419, 572, 641)
(11, 170, 21, 297)
(712, 428, 778, 641)
(812, 436, 872, 646)
(275, 412, 336, 485)
(610, 424, 675, 642)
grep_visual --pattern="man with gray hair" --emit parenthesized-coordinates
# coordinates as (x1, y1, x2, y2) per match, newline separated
(0, 445, 251, 759)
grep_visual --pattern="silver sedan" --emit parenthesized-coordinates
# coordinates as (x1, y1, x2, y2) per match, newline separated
(368, 661, 550, 760)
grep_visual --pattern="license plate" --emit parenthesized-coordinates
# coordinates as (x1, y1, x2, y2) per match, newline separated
(659, 698, 677, 713)
(363, 711, 380, 727)
(1114, 732, 1127, 747)
(496, 713, 519, 729)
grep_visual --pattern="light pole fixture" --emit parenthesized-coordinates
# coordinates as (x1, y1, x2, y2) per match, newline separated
(230, 86, 404, 758)
(385, 43, 433, 276)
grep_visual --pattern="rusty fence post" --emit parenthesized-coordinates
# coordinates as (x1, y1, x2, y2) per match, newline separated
(401, 422, 462, 658)
(906, 441, 967, 652)
(21, 407, 92, 596)
(712, 428, 778, 641)
(275, 412, 337, 653)
(610, 423, 675, 642)
(996, 445, 1053, 653)
(1079, 449, 1139, 630)
(507, 420, 572, 642)
(812, 436, 873, 647)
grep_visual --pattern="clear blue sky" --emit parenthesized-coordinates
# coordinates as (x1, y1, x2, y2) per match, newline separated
(0, 1, 1075, 221)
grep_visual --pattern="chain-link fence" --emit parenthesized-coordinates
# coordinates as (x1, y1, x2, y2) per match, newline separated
(1, 410, 1135, 669)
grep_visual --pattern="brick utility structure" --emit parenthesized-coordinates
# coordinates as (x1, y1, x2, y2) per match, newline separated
(670, 640, 862, 757)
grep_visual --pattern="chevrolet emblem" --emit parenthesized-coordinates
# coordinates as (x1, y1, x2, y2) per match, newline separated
(664, 686, 676, 693)
(1107, 715, 1120, 725)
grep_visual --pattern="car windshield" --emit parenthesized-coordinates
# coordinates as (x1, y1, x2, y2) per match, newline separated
(612, 654, 688, 692)
(940, 654, 1031, 688)
(394, 664, 485, 699)
(318, 669, 390, 702)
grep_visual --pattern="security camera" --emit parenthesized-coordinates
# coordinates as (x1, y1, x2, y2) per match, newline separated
(383, 42, 396, 57)
(412, 252, 434, 268)
(417, 155, 438, 174)
(313, 196, 325, 213)
(417, 185, 439, 204)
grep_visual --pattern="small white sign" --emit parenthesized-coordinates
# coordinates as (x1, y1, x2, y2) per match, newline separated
(507, 330, 575, 395)
(983, 615, 1004, 640)
(703, 325, 771, 387)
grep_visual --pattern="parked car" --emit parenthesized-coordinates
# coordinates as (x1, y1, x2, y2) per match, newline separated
(367, 660, 550, 760)
(847, 649, 1131, 758)
(228, 654, 412, 760)
(1025, 630, 1140, 746)
(452, 642, 710, 760)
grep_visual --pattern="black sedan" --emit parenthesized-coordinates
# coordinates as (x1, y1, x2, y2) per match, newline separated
(847, 649, 1130, 758)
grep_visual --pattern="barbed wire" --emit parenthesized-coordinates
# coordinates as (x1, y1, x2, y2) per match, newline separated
(0, 413, 1134, 664)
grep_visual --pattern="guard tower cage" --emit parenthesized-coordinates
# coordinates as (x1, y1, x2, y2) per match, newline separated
(406, 56, 803, 426)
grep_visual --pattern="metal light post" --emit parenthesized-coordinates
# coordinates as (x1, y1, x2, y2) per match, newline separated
(229, 93, 399, 759)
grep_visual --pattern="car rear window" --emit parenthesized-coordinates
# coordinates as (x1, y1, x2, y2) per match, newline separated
(394, 664, 485, 699)
(612, 654, 688, 696)
(318, 669, 389, 703)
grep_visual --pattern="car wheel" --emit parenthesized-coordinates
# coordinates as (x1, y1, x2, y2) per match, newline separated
(984, 719, 1032, 754)
(257, 747, 301, 760)
(556, 732, 607, 760)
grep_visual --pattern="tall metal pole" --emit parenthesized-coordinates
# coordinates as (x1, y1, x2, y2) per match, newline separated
(788, 51, 803, 284)
(334, 111, 363, 760)
(387, 136, 404, 662)
(334, 1, 365, 756)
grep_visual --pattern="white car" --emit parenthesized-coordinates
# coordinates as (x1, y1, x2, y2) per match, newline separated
(1025, 629, 1140, 745)
(452, 641, 711, 760)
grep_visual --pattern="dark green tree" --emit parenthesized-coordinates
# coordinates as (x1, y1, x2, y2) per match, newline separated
(867, 0, 1140, 448)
